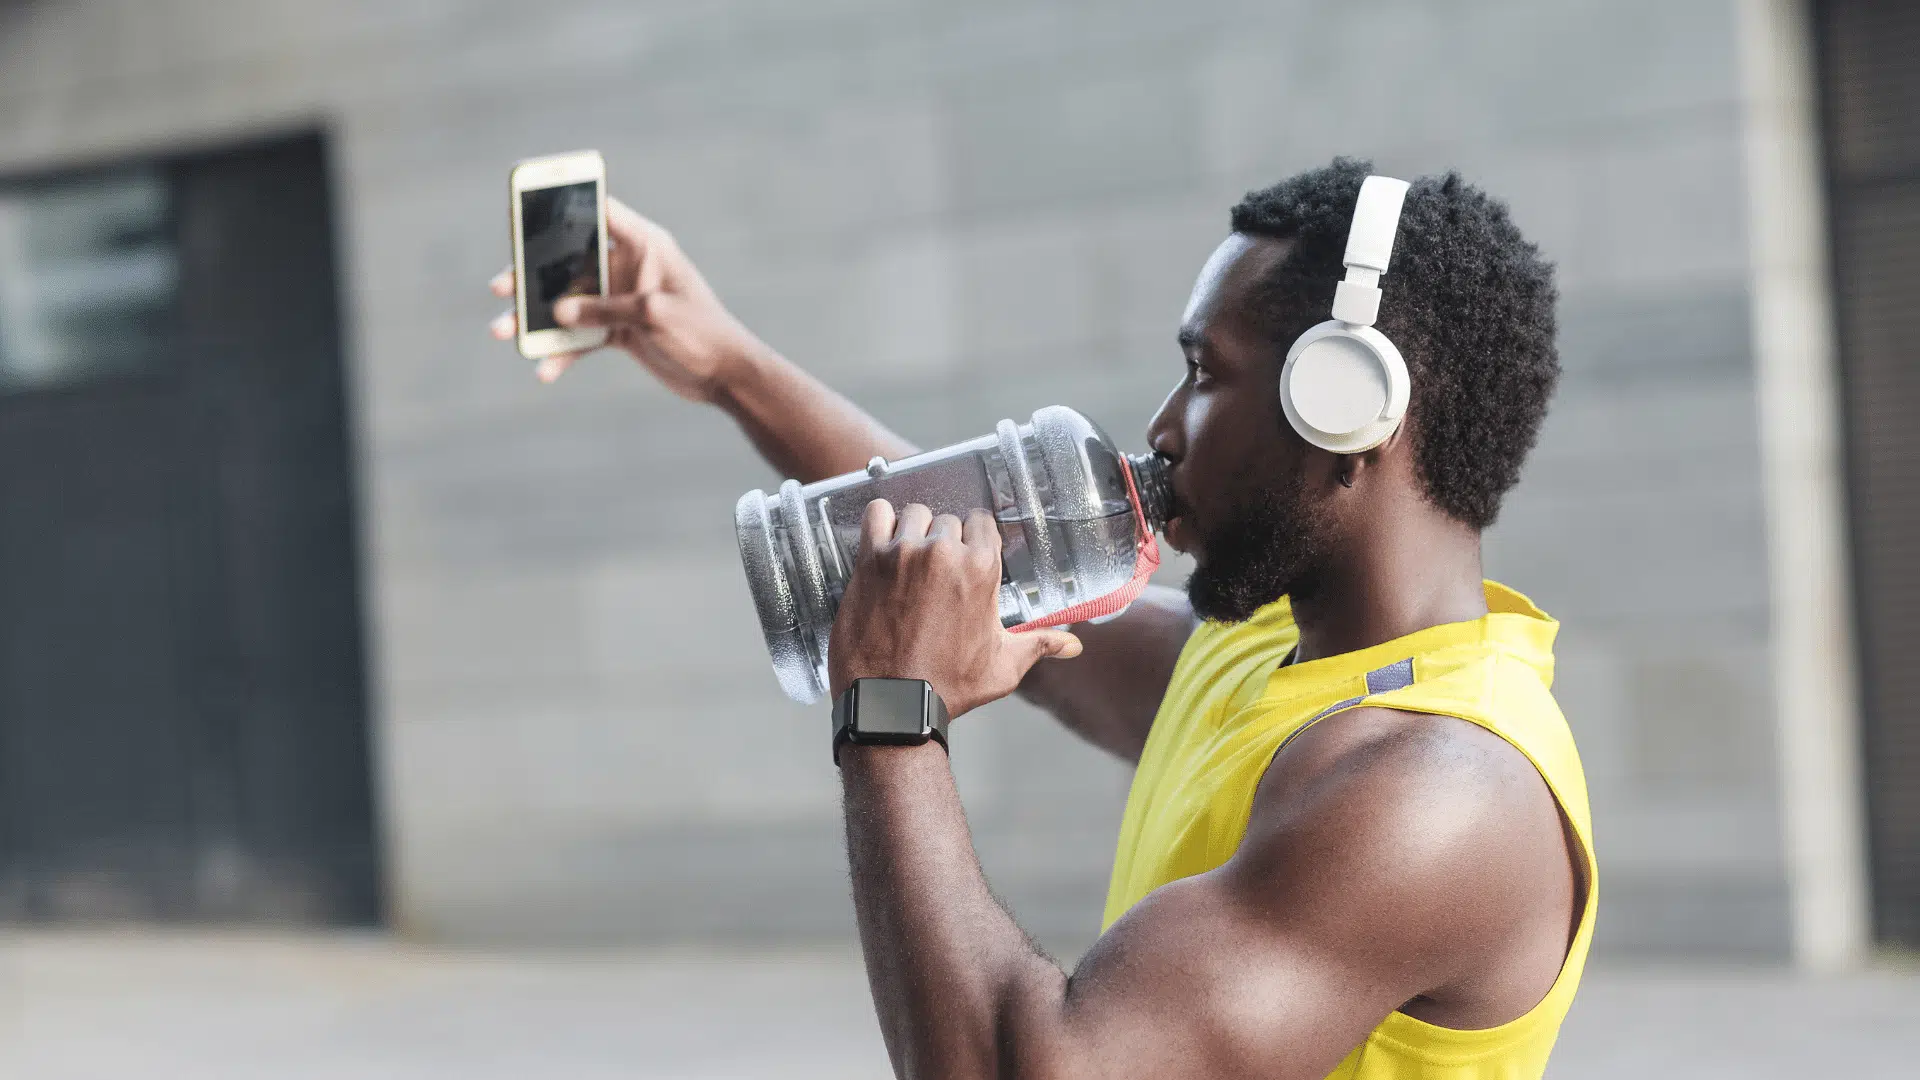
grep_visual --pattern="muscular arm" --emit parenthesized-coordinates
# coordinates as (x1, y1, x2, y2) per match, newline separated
(840, 706, 1579, 1080)
(491, 200, 1190, 757)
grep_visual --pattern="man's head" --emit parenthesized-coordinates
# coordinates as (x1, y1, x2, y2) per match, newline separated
(1147, 158, 1559, 622)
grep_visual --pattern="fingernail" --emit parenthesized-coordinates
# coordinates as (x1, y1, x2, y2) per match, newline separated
(489, 313, 512, 337)
(552, 297, 580, 324)
(536, 358, 562, 383)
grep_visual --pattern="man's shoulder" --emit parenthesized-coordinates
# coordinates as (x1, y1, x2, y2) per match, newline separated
(1237, 704, 1568, 910)
(1256, 706, 1548, 828)
(1218, 703, 1583, 1029)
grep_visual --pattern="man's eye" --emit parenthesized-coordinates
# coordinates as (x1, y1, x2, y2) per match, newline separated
(1187, 361, 1212, 386)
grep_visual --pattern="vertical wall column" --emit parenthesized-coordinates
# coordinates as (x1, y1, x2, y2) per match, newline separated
(1736, 0, 1870, 970)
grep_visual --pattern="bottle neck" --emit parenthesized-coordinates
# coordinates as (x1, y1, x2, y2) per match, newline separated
(1125, 452, 1173, 533)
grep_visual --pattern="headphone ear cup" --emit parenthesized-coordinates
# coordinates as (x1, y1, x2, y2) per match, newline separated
(1281, 322, 1410, 454)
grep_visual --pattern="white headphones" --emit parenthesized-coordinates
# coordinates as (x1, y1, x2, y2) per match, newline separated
(1279, 175, 1412, 454)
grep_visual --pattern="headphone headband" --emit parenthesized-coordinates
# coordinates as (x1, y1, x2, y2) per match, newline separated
(1330, 175, 1410, 328)
(1343, 175, 1411, 274)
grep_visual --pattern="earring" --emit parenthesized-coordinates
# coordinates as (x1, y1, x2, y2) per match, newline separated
(1339, 467, 1355, 489)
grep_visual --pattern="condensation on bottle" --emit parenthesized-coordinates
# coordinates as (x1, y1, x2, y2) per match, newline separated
(735, 405, 1172, 703)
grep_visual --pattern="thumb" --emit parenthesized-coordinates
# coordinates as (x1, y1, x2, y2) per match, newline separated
(554, 293, 636, 328)
(1014, 629, 1083, 667)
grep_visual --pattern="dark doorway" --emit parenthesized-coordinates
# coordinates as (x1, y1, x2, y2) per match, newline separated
(1815, 0, 1920, 949)
(0, 131, 378, 924)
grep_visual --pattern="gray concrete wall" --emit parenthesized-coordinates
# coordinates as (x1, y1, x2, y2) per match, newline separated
(0, 0, 1788, 955)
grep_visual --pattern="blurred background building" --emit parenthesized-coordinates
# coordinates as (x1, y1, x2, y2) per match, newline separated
(0, 0, 1912, 971)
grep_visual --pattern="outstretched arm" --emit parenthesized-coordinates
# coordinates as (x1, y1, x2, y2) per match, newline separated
(490, 202, 1189, 757)
(491, 199, 913, 479)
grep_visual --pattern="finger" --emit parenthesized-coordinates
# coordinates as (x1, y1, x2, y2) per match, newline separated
(534, 352, 582, 383)
(930, 513, 964, 544)
(860, 499, 897, 555)
(489, 269, 515, 298)
(961, 508, 1001, 552)
(961, 509, 1004, 580)
(489, 310, 517, 340)
(894, 503, 934, 542)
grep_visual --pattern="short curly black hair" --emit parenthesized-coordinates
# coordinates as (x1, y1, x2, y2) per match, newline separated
(1230, 157, 1559, 529)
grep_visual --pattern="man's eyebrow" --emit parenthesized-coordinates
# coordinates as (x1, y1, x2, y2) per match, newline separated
(1177, 325, 1205, 351)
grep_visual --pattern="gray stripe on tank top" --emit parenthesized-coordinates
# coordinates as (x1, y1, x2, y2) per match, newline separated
(1365, 657, 1415, 696)
(1271, 657, 1417, 759)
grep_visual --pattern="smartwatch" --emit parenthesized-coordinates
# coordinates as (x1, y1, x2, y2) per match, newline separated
(831, 678, 950, 765)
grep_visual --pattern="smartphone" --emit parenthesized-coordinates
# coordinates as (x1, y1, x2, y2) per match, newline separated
(509, 150, 611, 359)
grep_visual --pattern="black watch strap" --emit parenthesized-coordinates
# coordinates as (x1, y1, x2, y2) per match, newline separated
(832, 678, 950, 765)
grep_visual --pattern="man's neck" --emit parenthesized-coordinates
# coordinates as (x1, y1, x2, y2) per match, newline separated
(1288, 510, 1488, 666)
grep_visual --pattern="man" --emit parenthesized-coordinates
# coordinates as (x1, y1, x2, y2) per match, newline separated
(488, 158, 1592, 1080)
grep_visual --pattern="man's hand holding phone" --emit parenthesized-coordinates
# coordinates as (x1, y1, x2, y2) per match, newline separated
(490, 197, 767, 397)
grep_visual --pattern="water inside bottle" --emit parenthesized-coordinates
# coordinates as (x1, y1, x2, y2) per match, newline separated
(993, 508, 1140, 625)
(802, 439, 1141, 626)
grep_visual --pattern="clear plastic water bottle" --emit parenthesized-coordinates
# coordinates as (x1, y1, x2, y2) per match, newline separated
(735, 405, 1172, 703)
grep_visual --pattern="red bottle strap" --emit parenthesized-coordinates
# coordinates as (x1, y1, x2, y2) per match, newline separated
(1008, 460, 1161, 633)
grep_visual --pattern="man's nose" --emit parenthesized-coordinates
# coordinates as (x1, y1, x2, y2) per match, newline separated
(1148, 428, 1181, 462)
(1146, 388, 1184, 461)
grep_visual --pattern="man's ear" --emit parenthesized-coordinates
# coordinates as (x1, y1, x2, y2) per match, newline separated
(1336, 421, 1412, 489)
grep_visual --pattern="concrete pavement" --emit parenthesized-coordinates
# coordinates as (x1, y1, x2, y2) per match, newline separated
(4, 932, 1916, 1078)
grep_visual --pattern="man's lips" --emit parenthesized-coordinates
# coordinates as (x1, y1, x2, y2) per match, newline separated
(1161, 514, 1192, 554)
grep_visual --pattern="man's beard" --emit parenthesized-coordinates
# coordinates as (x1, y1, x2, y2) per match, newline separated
(1185, 464, 1331, 624)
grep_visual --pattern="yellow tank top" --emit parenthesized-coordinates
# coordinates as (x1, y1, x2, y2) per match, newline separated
(1104, 581, 1596, 1080)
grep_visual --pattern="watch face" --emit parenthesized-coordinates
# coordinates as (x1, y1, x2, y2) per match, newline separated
(856, 679, 930, 737)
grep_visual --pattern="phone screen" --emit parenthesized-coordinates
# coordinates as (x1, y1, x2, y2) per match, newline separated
(519, 180, 601, 332)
